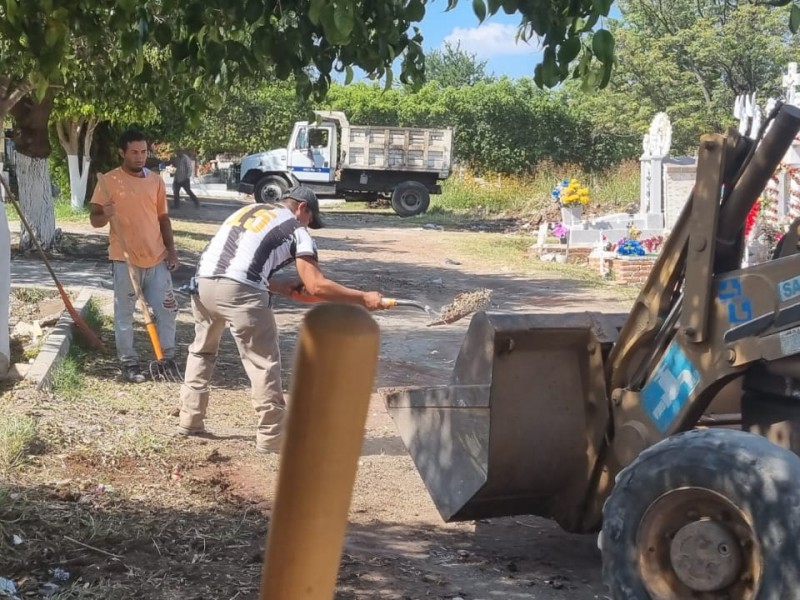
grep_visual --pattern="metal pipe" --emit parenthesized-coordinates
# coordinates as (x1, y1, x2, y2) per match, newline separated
(716, 105, 800, 269)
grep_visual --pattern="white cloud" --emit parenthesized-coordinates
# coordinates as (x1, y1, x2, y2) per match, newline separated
(442, 23, 540, 59)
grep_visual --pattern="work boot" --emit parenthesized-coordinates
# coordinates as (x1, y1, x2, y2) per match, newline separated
(175, 425, 208, 437)
(123, 364, 146, 384)
(255, 439, 282, 454)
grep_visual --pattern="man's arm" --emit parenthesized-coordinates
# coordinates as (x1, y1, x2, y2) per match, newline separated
(296, 256, 383, 310)
(90, 202, 113, 228)
(159, 215, 180, 271)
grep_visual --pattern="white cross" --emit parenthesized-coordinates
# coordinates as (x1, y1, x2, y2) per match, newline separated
(783, 62, 800, 107)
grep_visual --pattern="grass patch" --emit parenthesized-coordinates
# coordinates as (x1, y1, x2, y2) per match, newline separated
(11, 287, 49, 304)
(71, 298, 112, 350)
(432, 161, 640, 217)
(5, 198, 90, 224)
(50, 352, 86, 400)
(52, 299, 111, 398)
(82, 298, 113, 332)
(451, 233, 533, 264)
(0, 415, 39, 472)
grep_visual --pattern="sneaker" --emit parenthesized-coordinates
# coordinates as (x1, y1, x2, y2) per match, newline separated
(123, 364, 146, 383)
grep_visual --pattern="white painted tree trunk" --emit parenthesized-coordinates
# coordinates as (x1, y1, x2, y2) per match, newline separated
(67, 154, 90, 210)
(0, 195, 10, 378)
(16, 152, 55, 249)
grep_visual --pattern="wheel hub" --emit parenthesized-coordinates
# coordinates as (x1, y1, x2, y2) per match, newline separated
(636, 487, 760, 600)
(670, 519, 743, 591)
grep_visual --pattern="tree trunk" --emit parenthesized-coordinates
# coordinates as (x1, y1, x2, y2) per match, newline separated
(66, 154, 90, 210)
(0, 81, 30, 378)
(10, 91, 56, 249)
(57, 118, 98, 210)
(15, 153, 55, 249)
(0, 204, 9, 378)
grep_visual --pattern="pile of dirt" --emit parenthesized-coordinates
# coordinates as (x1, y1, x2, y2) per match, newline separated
(8, 289, 65, 365)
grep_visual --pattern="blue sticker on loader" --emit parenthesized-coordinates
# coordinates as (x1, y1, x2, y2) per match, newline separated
(641, 342, 701, 433)
(779, 275, 800, 302)
(717, 277, 752, 324)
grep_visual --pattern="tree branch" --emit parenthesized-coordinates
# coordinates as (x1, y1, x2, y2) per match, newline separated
(83, 117, 99, 162)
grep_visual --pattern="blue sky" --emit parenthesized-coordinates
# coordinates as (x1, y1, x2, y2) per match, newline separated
(405, 1, 622, 80)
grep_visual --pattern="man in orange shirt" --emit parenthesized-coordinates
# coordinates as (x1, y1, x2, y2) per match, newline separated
(90, 129, 180, 383)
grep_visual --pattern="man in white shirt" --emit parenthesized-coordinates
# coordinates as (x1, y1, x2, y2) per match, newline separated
(177, 186, 385, 453)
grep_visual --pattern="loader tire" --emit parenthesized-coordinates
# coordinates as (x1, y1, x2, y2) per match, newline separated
(599, 428, 800, 600)
(391, 181, 430, 217)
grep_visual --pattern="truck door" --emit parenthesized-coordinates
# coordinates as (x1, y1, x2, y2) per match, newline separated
(287, 124, 335, 183)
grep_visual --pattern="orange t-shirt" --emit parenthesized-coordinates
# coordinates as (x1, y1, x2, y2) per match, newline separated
(91, 167, 168, 268)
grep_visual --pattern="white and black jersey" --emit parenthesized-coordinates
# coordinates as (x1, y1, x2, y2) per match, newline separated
(196, 205, 317, 291)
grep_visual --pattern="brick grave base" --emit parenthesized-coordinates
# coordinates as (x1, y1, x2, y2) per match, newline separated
(588, 253, 658, 286)
(528, 244, 594, 264)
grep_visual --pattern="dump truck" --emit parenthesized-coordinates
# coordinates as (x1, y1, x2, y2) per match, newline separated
(383, 103, 800, 598)
(236, 111, 453, 217)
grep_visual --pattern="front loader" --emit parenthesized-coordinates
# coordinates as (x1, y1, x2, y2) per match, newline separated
(383, 103, 800, 599)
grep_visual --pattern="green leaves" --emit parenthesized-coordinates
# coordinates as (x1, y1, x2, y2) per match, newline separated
(472, 0, 487, 22)
(6, 0, 20, 25)
(791, 4, 800, 34)
(406, 0, 425, 22)
(591, 29, 614, 64)
(591, 0, 613, 17)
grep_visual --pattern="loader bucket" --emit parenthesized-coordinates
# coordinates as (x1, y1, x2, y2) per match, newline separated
(383, 311, 627, 532)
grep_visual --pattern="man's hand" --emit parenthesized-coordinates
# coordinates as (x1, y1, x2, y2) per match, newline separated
(269, 278, 302, 297)
(362, 291, 385, 311)
(166, 250, 180, 271)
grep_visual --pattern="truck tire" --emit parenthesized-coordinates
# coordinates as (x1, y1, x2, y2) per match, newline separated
(254, 176, 288, 204)
(391, 181, 430, 217)
(599, 428, 800, 599)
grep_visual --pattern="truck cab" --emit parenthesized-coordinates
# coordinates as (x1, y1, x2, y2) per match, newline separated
(287, 121, 338, 184)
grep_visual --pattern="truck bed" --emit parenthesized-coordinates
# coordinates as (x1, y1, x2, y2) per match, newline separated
(341, 126, 453, 178)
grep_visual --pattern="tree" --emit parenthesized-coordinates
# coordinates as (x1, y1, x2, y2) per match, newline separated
(156, 79, 309, 157)
(612, 0, 800, 152)
(425, 41, 492, 87)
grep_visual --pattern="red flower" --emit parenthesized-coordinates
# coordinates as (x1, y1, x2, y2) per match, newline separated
(745, 199, 760, 238)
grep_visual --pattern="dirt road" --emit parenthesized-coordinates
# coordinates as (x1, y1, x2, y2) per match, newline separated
(3, 199, 630, 599)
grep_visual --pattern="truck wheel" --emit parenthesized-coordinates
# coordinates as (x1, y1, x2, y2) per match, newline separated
(254, 176, 287, 204)
(391, 181, 430, 217)
(599, 428, 800, 599)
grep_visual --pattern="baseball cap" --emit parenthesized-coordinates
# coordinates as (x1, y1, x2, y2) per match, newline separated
(284, 185, 324, 229)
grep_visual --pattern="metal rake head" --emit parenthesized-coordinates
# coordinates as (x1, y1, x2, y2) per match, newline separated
(149, 359, 182, 383)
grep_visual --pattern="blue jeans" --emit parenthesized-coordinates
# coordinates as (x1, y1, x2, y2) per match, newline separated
(112, 261, 177, 365)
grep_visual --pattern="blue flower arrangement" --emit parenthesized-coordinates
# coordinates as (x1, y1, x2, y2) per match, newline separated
(616, 239, 646, 256)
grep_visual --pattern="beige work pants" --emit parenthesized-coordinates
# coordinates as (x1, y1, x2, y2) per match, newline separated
(179, 277, 285, 449)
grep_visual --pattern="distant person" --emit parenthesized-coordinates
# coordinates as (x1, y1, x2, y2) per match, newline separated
(173, 148, 199, 209)
(89, 129, 180, 383)
(176, 186, 385, 453)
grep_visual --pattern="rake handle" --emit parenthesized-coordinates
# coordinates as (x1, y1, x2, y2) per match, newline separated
(259, 304, 380, 600)
(0, 175, 105, 350)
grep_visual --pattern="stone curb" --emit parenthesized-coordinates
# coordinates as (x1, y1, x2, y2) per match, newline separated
(27, 287, 94, 392)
